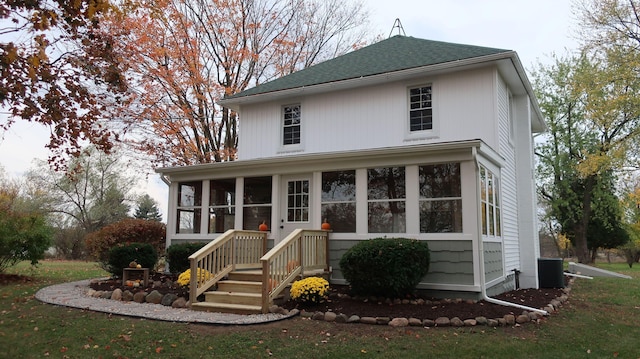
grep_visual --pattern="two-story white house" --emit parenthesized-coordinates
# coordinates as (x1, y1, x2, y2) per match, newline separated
(156, 35, 545, 303)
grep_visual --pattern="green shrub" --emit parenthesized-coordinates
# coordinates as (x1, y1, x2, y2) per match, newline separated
(0, 211, 52, 273)
(339, 237, 430, 297)
(107, 243, 158, 276)
(85, 218, 166, 270)
(166, 242, 207, 273)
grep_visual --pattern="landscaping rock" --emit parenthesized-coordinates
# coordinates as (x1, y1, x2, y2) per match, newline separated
(497, 318, 507, 326)
(376, 317, 390, 325)
(300, 310, 314, 318)
(161, 293, 178, 306)
(360, 317, 377, 325)
(487, 319, 499, 327)
(312, 312, 325, 321)
(145, 290, 163, 304)
(122, 290, 134, 301)
(335, 314, 349, 323)
(516, 314, 530, 324)
(133, 291, 146, 303)
(450, 317, 464, 327)
(408, 318, 423, 327)
(171, 297, 187, 308)
(269, 305, 280, 313)
(324, 312, 337, 322)
(347, 315, 360, 323)
(463, 319, 477, 327)
(435, 317, 450, 327)
(111, 288, 122, 301)
(504, 314, 516, 326)
(389, 318, 409, 327)
(475, 316, 488, 325)
(100, 291, 113, 299)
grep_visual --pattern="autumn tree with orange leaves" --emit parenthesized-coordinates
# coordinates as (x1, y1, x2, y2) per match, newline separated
(1, 0, 129, 169)
(106, 0, 370, 166)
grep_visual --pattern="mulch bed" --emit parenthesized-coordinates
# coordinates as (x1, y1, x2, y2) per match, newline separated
(1, 271, 566, 320)
(281, 284, 565, 320)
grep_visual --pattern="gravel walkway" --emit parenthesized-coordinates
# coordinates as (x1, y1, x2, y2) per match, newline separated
(35, 279, 294, 325)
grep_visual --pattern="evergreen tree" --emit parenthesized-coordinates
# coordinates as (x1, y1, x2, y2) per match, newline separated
(134, 194, 162, 222)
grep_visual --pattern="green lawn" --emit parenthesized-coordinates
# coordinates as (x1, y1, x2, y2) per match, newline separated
(1, 260, 639, 358)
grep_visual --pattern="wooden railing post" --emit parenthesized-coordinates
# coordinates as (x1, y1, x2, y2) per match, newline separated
(261, 259, 269, 313)
(189, 256, 197, 306)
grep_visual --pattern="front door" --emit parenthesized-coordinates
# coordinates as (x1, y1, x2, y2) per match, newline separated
(280, 174, 313, 238)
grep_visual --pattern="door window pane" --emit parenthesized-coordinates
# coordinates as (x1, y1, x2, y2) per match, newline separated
(287, 180, 309, 222)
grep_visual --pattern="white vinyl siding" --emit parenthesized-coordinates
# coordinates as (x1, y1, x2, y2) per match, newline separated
(497, 75, 519, 271)
(237, 68, 499, 160)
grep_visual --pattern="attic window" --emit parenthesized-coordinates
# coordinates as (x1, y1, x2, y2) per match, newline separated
(409, 85, 433, 131)
(283, 104, 301, 145)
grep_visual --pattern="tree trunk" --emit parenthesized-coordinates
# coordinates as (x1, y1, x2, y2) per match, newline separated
(574, 175, 596, 263)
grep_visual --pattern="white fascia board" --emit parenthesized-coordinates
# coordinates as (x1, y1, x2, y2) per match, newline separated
(156, 139, 483, 182)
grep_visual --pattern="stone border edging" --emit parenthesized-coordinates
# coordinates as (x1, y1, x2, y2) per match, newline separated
(276, 279, 573, 328)
(35, 279, 294, 325)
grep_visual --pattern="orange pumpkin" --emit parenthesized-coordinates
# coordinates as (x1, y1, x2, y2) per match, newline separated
(321, 219, 331, 230)
(259, 221, 268, 231)
(125, 280, 134, 287)
(286, 259, 299, 272)
(268, 278, 279, 291)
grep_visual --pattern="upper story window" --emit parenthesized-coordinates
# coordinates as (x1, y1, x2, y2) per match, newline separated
(177, 181, 202, 234)
(283, 104, 301, 145)
(409, 85, 433, 132)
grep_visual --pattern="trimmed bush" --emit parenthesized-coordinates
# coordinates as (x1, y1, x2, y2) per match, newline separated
(339, 237, 430, 297)
(166, 242, 207, 274)
(107, 243, 158, 276)
(85, 218, 166, 270)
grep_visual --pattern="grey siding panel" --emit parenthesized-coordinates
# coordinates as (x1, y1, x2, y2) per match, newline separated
(484, 241, 504, 282)
(329, 240, 474, 286)
(486, 273, 516, 296)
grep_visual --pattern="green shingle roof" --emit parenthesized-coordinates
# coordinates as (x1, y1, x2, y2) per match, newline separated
(225, 35, 510, 99)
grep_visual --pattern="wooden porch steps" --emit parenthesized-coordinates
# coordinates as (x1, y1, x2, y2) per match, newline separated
(190, 270, 266, 315)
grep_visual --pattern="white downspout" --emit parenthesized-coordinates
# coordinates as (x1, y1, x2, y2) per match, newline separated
(472, 147, 548, 316)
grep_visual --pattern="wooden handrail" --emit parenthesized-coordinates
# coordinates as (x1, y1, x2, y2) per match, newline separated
(188, 230, 267, 303)
(259, 229, 329, 313)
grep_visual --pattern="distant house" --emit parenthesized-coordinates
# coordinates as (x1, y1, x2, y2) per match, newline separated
(156, 35, 545, 300)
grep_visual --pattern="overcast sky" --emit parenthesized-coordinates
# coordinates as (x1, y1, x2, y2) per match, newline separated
(0, 0, 580, 219)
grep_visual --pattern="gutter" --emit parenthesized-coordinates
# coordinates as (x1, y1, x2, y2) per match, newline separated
(472, 147, 549, 316)
(160, 174, 171, 186)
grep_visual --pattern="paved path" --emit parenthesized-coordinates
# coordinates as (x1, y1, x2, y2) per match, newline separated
(35, 279, 294, 325)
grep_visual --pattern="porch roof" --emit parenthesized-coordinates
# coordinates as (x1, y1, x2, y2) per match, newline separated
(155, 139, 501, 180)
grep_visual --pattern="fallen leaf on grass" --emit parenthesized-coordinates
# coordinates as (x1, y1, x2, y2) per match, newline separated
(156, 347, 163, 353)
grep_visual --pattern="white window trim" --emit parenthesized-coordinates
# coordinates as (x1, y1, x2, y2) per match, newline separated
(279, 103, 304, 153)
(405, 82, 439, 142)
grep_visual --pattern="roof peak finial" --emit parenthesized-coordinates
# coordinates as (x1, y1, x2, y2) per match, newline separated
(389, 18, 406, 38)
